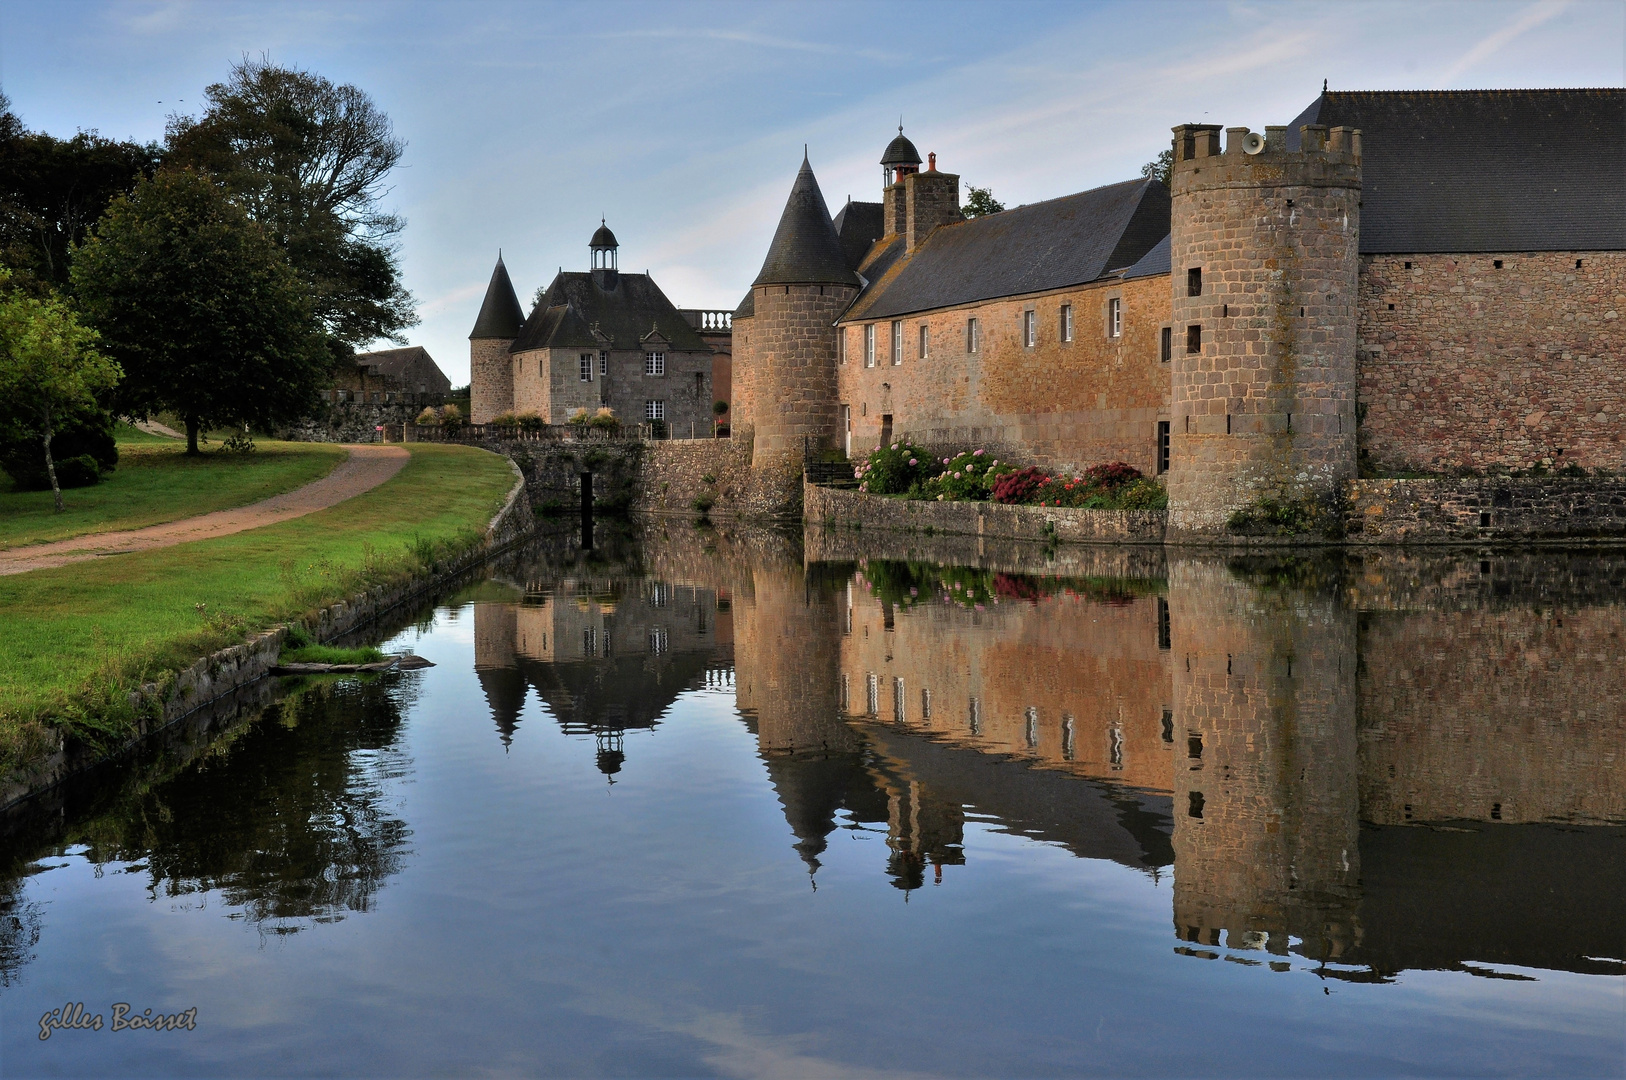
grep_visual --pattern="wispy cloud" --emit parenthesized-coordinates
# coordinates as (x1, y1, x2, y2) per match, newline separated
(1438, 0, 1571, 85)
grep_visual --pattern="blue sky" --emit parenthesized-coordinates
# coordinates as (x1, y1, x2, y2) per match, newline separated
(2, 0, 1622, 384)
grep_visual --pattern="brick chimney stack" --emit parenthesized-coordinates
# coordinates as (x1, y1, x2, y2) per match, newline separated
(905, 154, 960, 253)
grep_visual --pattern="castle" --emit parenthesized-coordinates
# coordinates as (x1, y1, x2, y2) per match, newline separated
(474, 88, 1624, 533)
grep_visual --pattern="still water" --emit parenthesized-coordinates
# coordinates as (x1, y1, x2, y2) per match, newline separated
(2, 524, 1622, 1077)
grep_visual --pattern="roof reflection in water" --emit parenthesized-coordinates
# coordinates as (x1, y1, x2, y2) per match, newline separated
(472, 525, 1625, 980)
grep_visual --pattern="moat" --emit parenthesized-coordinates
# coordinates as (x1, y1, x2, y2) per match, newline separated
(2, 524, 1621, 1077)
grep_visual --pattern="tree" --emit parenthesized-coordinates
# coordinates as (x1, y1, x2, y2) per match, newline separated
(962, 185, 1005, 219)
(71, 168, 328, 454)
(0, 90, 163, 294)
(164, 57, 416, 351)
(0, 270, 121, 511)
(1141, 148, 1172, 187)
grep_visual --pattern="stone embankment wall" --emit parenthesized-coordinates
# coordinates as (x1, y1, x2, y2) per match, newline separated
(1346, 477, 1626, 544)
(486, 439, 643, 513)
(1357, 251, 1626, 474)
(0, 465, 535, 812)
(280, 398, 444, 443)
(804, 482, 1168, 545)
(638, 438, 802, 519)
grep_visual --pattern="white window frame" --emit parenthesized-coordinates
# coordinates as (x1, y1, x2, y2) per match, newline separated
(644, 399, 665, 421)
(1108, 297, 1122, 339)
(1023, 309, 1036, 348)
(891, 320, 903, 365)
(966, 317, 980, 354)
(599, 351, 609, 376)
(644, 351, 666, 376)
(918, 324, 928, 360)
(864, 324, 876, 367)
(839, 330, 847, 365)
(579, 353, 594, 382)
(1061, 304, 1074, 343)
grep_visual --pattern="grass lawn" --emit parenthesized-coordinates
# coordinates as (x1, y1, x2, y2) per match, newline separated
(0, 435, 348, 550)
(0, 442, 517, 770)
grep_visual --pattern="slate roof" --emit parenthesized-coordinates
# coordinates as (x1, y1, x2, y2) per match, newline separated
(1123, 233, 1170, 280)
(881, 129, 922, 167)
(840, 178, 1170, 322)
(590, 221, 619, 250)
(1287, 89, 1626, 253)
(511, 271, 708, 353)
(469, 254, 526, 339)
(833, 199, 885, 273)
(752, 155, 862, 287)
(353, 346, 452, 393)
(733, 288, 754, 320)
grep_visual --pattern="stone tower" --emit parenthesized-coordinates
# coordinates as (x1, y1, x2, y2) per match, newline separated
(468, 253, 525, 424)
(738, 154, 861, 506)
(1165, 122, 1362, 536)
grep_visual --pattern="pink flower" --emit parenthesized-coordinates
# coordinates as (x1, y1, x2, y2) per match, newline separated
(908, 458, 917, 465)
(974, 449, 984, 456)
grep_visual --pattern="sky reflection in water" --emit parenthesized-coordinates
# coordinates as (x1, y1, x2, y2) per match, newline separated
(1, 524, 1622, 1077)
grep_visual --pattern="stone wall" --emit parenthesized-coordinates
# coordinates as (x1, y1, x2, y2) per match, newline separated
(638, 438, 798, 519)
(836, 273, 1171, 475)
(1166, 123, 1362, 537)
(1345, 477, 1626, 543)
(483, 439, 643, 514)
(281, 399, 436, 443)
(470, 336, 516, 424)
(804, 482, 1168, 545)
(743, 283, 857, 475)
(1357, 251, 1626, 474)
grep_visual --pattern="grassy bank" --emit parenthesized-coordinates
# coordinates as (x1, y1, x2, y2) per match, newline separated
(0, 436, 347, 549)
(0, 442, 517, 772)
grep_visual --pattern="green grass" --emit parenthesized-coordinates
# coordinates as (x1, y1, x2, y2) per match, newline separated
(0, 443, 517, 770)
(113, 421, 177, 445)
(280, 644, 386, 665)
(0, 439, 347, 550)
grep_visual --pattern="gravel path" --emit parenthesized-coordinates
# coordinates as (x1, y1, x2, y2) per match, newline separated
(0, 444, 409, 577)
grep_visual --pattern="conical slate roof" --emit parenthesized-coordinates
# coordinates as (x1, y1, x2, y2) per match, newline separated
(469, 254, 526, 339)
(881, 127, 921, 167)
(752, 155, 860, 288)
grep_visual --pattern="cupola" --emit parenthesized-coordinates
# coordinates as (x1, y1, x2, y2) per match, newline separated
(590, 219, 619, 288)
(881, 125, 922, 188)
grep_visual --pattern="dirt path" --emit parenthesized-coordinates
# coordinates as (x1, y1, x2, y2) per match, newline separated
(0, 444, 409, 577)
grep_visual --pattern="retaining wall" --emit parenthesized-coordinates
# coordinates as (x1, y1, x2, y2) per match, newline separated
(1345, 477, 1626, 544)
(0, 463, 535, 812)
(804, 481, 1168, 545)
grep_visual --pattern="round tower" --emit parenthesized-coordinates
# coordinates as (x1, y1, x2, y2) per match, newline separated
(741, 154, 860, 507)
(468, 252, 525, 423)
(1165, 122, 1362, 537)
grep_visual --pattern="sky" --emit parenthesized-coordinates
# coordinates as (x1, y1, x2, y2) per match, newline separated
(2, 0, 1622, 385)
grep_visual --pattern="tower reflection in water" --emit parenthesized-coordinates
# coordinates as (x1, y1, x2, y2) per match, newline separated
(472, 531, 1625, 981)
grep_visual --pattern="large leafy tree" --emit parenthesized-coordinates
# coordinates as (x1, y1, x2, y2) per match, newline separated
(164, 58, 417, 351)
(0, 270, 121, 511)
(962, 185, 1005, 219)
(71, 168, 328, 454)
(0, 90, 162, 294)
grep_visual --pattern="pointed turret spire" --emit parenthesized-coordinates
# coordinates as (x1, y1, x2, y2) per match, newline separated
(469, 253, 525, 339)
(752, 154, 860, 288)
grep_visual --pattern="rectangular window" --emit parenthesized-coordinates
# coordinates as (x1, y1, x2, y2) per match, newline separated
(1108, 298, 1122, 338)
(1157, 420, 1171, 475)
(1023, 309, 1036, 347)
(865, 324, 876, 367)
(891, 320, 903, 365)
(838, 330, 847, 365)
(582, 627, 596, 656)
(1186, 324, 1202, 354)
(867, 673, 879, 716)
(579, 354, 594, 382)
(644, 399, 665, 420)
(1025, 706, 1038, 748)
(968, 696, 981, 735)
(893, 677, 906, 722)
(840, 674, 850, 710)
(1160, 326, 1172, 363)
(648, 627, 668, 654)
(1061, 304, 1073, 343)
(918, 324, 928, 360)
(599, 351, 608, 376)
(1187, 267, 1202, 296)
(966, 317, 979, 353)
(1062, 714, 1076, 761)
(644, 351, 665, 376)
(1157, 597, 1171, 649)
(921, 688, 932, 719)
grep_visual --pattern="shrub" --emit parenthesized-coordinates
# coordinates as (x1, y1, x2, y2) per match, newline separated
(1081, 461, 1142, 490)
(1227, 493, 1343, 538)
(992, 467, 1047, 504)
(648, 419, 667, 439)
(914, 450, 1013, 501)
(587, 407, 621, 435)
(713, 399, 729, 416)
(568, 408, 590, 426)
(515, 411, 545, 433)
(415, 406, 440, 425)
(853, 440, 933, 494)
(714, 424, 729, 438)
(691, 492, 715, 513)
(439, 403, 463, 428)
(489, 411, 519, 427)
(0, 410, 117, 490)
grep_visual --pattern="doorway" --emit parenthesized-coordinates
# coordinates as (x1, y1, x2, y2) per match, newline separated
(880, 414, 893, 448)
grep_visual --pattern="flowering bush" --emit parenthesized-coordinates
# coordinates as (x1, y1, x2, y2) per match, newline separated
(916, 449, 1015, 501)
(853, 440, 933, 494)
(991, 467, 1047, 504)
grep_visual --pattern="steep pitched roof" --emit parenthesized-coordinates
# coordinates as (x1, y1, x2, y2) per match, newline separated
(353, 346, 452, 393)
(469, 254, 526, 339)
(1288, 89, 1626, 252)
(752, 155, 861, 287)
(841, 178, 1170, 322)
(510, 271, 709, 353)
(733, 288, 754, 320)
(833, 200, 885, 273)
(1122, 233, 1170, 280)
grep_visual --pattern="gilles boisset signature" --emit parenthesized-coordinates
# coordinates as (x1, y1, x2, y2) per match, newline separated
(39, 1002, 197, 1040)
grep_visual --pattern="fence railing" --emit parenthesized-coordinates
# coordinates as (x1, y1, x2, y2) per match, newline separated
(678, 309, 733, 332)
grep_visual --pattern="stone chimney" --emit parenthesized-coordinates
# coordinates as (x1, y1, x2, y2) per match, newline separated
(905, 155, 960, 253)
